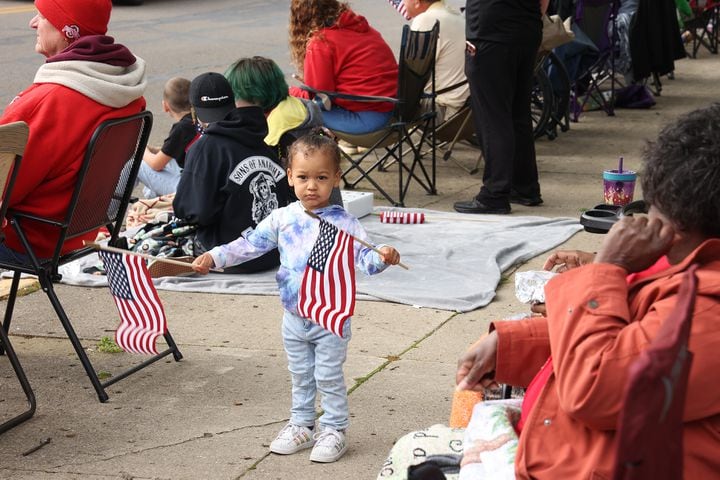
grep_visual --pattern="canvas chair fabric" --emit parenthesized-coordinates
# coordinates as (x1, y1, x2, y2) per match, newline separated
(612, 265, 698, 480)
(570, 0, 620, 121)
(298, 22, 440, 206)
(0, 121, 37, 435)
(0, 111, 184, 404)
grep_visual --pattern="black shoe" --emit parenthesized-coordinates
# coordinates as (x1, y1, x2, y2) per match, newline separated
(509, 192, 543, 206)
(453, 198, 511, 214)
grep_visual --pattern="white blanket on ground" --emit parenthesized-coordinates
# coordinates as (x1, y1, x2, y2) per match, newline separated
(58, 208, 582, 312)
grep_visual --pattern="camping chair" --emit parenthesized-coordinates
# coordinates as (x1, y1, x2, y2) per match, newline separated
(297, 22, 439, 206)
(570, 0, 620, 121)
(0, 121, 36, 434)
(612, 265, 698, 479)
(685, 0, 720, 58)
(0, 111, 183, 403)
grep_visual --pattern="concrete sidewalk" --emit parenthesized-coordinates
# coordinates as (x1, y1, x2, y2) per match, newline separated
(1, 51, 719, 480)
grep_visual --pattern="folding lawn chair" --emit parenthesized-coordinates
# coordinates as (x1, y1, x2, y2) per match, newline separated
(0, 121, 36, 435)
(612, 265, 698, 480)
(570, 0, 620, 121)
(685, 0, 720, 58)
(0, 111, 183, 403)
(297, 22, 440, 206)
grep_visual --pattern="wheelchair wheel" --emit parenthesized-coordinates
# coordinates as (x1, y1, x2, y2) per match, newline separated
(531, 67, 554, 140)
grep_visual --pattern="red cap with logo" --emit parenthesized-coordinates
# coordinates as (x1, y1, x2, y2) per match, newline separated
(34, 0, 112, 41)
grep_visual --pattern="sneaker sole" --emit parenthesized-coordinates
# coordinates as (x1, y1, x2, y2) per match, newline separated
(269, 441, 314, 455)
(309, 443, 348, 463)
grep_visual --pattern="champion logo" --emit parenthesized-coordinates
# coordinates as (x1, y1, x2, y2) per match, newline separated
(62, 25, 80, 40)
(200, 95, 229, 102)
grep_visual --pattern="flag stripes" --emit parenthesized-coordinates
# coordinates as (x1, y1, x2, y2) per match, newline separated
(99, 250, 167, 355)
(380, 211, 426, 224)
(386, 0, 410, 20)
(298, 218, 356, 337)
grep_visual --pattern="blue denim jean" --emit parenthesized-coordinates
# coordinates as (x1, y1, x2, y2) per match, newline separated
(0, 243, 30, 264)
(136, 159, 182, 198)
(320, 106, 392, 135)
(282, 310, 351, 431)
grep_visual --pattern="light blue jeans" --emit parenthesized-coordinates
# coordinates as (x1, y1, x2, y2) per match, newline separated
(320, 106, 392, 135)
(282, 310, 351, 431)
(136, 159, 182, 198)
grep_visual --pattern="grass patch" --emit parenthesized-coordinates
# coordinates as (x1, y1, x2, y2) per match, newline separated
(97, 336, 122, 353)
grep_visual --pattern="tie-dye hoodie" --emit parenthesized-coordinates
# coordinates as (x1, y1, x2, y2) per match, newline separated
(208, 201, 389, 315)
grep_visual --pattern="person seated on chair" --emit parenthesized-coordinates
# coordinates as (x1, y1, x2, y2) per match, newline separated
(137, 77, 199, 198)
(455, 104, 720, 479)
(172, 72, 289, 273)
(0, 0, 146, 264)
(287, 0, 398, 136)
(404, 0, 469, 124)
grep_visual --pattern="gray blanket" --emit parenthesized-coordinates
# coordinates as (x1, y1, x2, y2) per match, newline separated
(59, 208, 582, 312)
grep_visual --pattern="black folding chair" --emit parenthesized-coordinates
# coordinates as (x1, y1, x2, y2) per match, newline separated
(0, 121, 36, 434)
(297, 22, 440, 206)
(0, 111, 183, 403)
(685, 0, 720, 58)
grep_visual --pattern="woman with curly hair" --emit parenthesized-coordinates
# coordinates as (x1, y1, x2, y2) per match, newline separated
(288, 0, 398, 135)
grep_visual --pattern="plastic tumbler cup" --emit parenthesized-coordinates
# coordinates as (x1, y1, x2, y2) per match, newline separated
(603, 170, 636, 206)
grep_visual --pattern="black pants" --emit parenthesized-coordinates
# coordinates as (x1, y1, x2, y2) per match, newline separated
(466, 40, 541, 207)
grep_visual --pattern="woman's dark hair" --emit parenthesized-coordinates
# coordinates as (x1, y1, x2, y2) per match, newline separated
(287, 127, 341, 171)
(641, 102, 720, 237)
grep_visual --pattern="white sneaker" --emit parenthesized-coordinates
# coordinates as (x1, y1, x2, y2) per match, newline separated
(309, 427, 347, 463)
(269, 423, 315, 455)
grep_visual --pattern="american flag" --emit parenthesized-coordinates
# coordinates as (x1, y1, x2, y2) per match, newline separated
(298, 218, 356, 337)
(99, 250, 167, 355)
(386, 0, 410, 20)
(380, 211, 426, 224)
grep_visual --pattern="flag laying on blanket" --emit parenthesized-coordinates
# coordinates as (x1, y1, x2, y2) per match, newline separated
(98, 250, 167, 354)
(386, 0, 410, 20)
(298, 218, 356, 337)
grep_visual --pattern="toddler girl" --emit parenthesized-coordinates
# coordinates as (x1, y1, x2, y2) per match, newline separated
(192, 128, 400, 463)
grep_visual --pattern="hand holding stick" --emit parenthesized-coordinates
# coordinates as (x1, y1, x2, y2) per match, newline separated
(83, 242, 225, 273)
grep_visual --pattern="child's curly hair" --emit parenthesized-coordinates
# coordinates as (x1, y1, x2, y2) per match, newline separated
(288, 0, 349, 71)
(287, 127, 341, 171)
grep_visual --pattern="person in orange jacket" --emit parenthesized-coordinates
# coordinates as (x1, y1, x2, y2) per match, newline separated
(456, 103, 720, 479)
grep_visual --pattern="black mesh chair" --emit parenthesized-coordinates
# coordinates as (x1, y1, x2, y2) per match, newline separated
(0, 111, 183, 403)
(0, 121, 35, 434)
(298, 22, 440, 206)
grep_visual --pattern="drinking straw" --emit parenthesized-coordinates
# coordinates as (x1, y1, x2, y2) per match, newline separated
(618, 156, 624, 173)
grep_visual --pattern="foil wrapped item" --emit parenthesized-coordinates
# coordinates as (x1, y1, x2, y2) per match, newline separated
(514, 270, 557, 304)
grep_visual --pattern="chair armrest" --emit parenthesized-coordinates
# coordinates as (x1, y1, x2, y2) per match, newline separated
(8, 210, 64, 228)
(436, 80, 468, 96)
(293, 77, 399, 105)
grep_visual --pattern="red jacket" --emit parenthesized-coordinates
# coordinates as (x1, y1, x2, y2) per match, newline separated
(289, 9, 398, 113)
(493, 239, 720, 479)
(0, 36, 146, 259)
(1, 79, 145, 258)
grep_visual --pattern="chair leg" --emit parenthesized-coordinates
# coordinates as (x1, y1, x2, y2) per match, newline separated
(0, 271, 22, 357)
(42, 278, 109, 402)
(0, 310, 37, 434)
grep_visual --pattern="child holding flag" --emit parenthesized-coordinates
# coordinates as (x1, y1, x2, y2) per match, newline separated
(192, 128, 400, 463)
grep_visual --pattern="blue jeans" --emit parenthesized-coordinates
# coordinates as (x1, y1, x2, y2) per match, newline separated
(282, 310, 351, 431)
(136, 159, 182, 198)
(321, 106, 392, 135)
(0, 244, 30, 264)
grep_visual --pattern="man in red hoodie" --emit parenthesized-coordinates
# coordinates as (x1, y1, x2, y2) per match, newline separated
(0, 0, 146, 263)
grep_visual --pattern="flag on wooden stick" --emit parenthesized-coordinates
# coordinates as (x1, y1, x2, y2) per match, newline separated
(98, 250, 167, 355)
(386, 0, 411, 20)
(298, 218, 356, 337)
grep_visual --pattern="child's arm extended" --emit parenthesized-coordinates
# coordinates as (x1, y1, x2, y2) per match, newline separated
(192, 214, 279, 275)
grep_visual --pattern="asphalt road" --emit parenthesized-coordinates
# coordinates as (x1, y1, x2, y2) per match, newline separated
(0, 0, 407, 145)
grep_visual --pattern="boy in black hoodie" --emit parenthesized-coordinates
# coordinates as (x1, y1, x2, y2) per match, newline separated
(173, 72, 288, 273)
